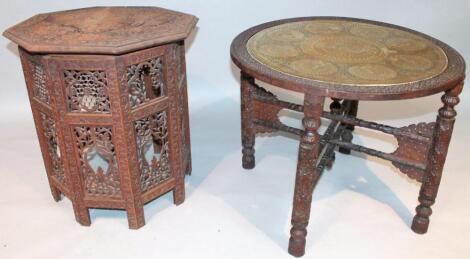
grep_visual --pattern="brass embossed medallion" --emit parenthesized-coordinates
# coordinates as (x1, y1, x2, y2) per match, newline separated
(247, 20, 448, 86)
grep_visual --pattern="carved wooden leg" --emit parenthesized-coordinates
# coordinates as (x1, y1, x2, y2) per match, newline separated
(241, 71, 255, 169)
(126, 205, 145, 229)
(339, 100, 359, 154)
(288, 94, 324, 257)
(71, 201, 91, 226)
(411, 83, 462, 234)
(113, 129, 146, 229)
(172, 120, 186, 206)
(120, 169, 145, 229)
(182, 82, 192, 176)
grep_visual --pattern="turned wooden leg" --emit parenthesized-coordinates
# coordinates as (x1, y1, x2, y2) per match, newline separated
(411, 83, 462, 234)
(288, 94, 324, 257)
(241, 71, 256, 169)
(339, 100, 358, 154)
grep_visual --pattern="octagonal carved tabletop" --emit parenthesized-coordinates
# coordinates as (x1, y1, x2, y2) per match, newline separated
(3, 6, 198, 54)
(231, 17, 465, 100)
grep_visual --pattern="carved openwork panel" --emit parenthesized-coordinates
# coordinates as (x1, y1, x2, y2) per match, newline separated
(30, 61, 50, 105)
(392, 122, 435, 182)
(64, 70, 110, 113)
(40, 112, 65, 184)
(127, 57, 165, 108)
(73, 126, 121, 197)
(135, 111, 171, 192)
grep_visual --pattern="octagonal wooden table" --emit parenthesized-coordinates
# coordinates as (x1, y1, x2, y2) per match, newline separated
(4, 6, 197, 229)
(231, 17, 465, 257)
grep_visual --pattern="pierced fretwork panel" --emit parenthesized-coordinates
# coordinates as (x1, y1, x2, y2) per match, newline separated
(392, 122, 435, 182)
(30, 61, 50, 105)
(40, 112, 66, 184)
(135, 111, 171, 192)
(73, 126, 121, 197)
(64, 70, 110, 113)
(127, 57, 165, 108)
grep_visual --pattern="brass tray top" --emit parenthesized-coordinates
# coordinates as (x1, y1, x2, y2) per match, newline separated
(247, 19, 448, 86)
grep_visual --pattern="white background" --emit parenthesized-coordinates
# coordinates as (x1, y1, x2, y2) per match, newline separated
(1, 1, 469, 258)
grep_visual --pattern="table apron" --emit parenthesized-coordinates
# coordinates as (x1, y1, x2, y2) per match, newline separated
(251, 86, 431, 176)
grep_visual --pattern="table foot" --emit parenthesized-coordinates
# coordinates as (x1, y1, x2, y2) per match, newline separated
(242, 147, 255, 169)
(288, 231, 307, 257)
(411, 220, 429, 234)
(72, 202, 91, 226)
(173, 183, 186, 205)
(127, 207, 146, 229)
(411, 195, 433, 234)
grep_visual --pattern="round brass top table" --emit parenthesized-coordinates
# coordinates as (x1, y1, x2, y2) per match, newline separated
(231, 17, 465, 257)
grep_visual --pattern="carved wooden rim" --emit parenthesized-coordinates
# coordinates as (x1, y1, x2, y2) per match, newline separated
(231, 17, 466, 100)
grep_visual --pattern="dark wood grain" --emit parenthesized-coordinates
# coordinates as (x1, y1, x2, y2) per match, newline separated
(232, 17, 465, 257)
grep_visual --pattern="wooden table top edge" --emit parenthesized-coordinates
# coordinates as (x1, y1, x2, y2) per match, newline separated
(3, 6, 199, 55)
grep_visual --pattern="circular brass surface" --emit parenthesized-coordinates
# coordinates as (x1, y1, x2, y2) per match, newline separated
(247, 20, 448, 86)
